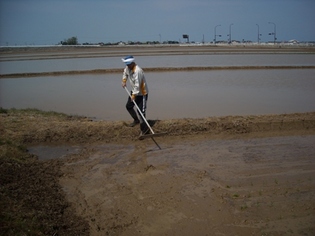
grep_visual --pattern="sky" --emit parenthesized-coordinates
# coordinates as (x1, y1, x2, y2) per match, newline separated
(0, 0, 314, 46)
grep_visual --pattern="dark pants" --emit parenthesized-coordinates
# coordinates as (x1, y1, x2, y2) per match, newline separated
(126, 94, 149, 132)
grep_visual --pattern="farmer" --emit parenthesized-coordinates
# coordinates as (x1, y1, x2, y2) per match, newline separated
(121, 55, 149, 136)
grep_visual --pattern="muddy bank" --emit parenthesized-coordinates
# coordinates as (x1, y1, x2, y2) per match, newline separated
(1, 110, 315, 144)
(1, 65, 315, 79)
(0, 148, 90, 235)
(1, 109, 315, 235)
(1, 44, 315, 58)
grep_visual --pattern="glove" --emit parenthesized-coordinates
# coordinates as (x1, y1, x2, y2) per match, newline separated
(122, 78, 127, 88)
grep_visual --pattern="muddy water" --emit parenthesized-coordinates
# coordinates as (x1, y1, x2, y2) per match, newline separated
(1, 69, 315, 120)
(43, 134, 315, 235)
(1, 53, 315, 74)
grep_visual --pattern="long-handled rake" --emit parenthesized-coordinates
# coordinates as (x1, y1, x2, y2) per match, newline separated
(124, 87, 166, 149)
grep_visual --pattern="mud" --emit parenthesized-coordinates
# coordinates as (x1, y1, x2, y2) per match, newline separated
(57, 135, 315, 235)
(1, 109, 315, 235)
(1, 65, 315, 79)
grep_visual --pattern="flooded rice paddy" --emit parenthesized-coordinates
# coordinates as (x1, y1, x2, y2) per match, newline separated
(1, 53, 315, 74)
(1, 52, 314, 120)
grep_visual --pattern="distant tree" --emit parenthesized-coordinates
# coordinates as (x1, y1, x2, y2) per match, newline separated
(60, 36, 78, 45)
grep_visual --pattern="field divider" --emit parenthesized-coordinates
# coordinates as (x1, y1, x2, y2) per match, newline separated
(1, 65, 315, 78)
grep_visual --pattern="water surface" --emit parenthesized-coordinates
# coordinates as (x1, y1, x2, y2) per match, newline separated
(1, 69, 314, 120)
(1, 54, 315, 75)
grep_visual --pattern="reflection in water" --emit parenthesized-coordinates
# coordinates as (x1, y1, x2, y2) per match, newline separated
(1, 69, 314, 120)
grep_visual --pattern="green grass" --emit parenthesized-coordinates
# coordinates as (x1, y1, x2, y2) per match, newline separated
(0, 107, 8, 114)
(0, 138, 31, 162)
(7, 108, 69, 117)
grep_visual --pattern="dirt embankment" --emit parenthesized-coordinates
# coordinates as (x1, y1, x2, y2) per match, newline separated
(2, 65, 315, 79)
(1, 109, 315, 235)
(2, 109, 315, 145)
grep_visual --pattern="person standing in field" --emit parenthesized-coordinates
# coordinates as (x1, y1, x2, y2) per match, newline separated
(121, 55, 149, 136)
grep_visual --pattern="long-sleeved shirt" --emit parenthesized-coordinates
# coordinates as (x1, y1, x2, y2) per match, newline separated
(122, 64, 148, 96)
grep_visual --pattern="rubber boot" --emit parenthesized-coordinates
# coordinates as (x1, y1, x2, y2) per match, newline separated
(127, 108, 140, 126)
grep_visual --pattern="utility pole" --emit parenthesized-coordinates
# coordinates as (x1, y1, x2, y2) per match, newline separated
(214, 25, 221, 44)
(228, 23, 233, 44)
(268, 22, 277, 44)
(256, 24, 261, 44)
